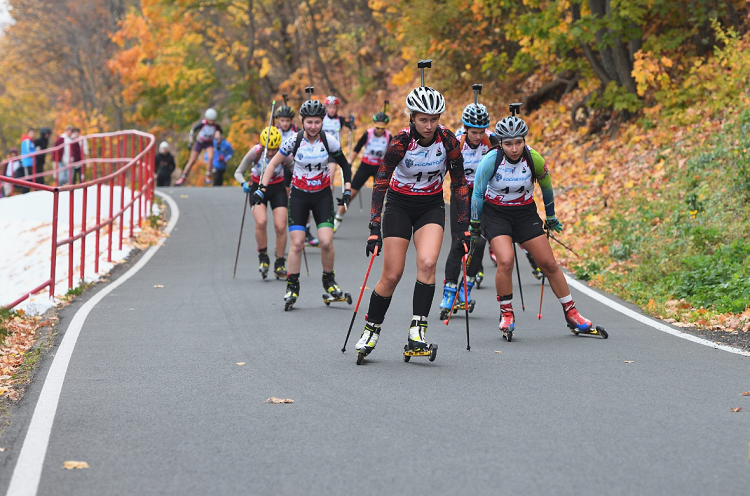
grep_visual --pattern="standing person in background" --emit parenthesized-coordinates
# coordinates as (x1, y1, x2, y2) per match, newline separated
(52, 125, 72, 185)
(3, 149, 22, 197)
(175, 108, 222, 186)
(155, 141, 176, 187)
(8, 148, 28, 194)
(333, 110, 391, 233)
(210, 130, 234, 186)
(20, 129, 35, 179)
(34, 128, 51, 185)
(69, 128, 84, 184)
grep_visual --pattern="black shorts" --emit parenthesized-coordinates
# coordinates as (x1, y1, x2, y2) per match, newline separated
(351, 162, 379, 191)
(252, 181, 287, 210)
(288, 187, 335, 232)
(382, 190, 445, 240)
(481, 201, 545, 244)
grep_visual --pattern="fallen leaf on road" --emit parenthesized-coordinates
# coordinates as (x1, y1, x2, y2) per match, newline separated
(624, 360, 635, 363)
(494, 351, 502, 354)
(730, 407, 742, 413)
(236, 362, 246, 366)
(741, 392, 750, 396)
(63, 461, 89, 469)
(180, 195, 189, 198)
(266, 397, 294, 404)
(153, 285, 164, 288)
(0, 447, 7, 452)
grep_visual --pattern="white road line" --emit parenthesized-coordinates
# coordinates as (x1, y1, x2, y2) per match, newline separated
(5, 191, 180, 496)
(565, 275, 750, 357)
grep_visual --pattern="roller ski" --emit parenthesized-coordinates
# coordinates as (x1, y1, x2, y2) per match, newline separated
(321, 271, 352, 306)
(174, 173, 187, 186)
(355, 322, 380, 365)
(475, 269, 484, 289)
(403, 317, 438, 362)
(284, 278, 299, 311)
(258, 251, 270, 280)
(274, 257, 287, 280)
(526, 252, 543, 280)
(438, 282, 457, 320)
(499, 303, 515, 342)
(204, 173, 212, 185)
(564, 301, 608, 338)
(454, 277, 476, 314)
(305, 226, 319, 247)
(333, 214, 343, 233)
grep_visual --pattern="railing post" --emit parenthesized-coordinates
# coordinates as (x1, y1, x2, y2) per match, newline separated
(80, 185, 87, 283)
(49, 189, 60, 299)
(119, 156, 125, 251)
(95, 181, 101, 274)
(138, 135, 144, 228)
(68, 188, 74, 291)
(108, 137, 114, 263)
(130, 134, 135, 238)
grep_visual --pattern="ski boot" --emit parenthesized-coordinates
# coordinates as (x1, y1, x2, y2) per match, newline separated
(258, 251, 270, 280)
(174, 173, 187, 186)
(564, 301, 608, 338)
(489, 246, 497, 266)
(455, 277, 476, 313)
(284, 278, 299, 311)
(527, 252, 543, 280)
(355, 322, 381, 365)
(333, 214, 343, 233)
(475, 268, 484, 289)
(204, 172, 212, 185)
(438, 282, 458, 320)
(305, 226, 319, 247)
(404, 317, 437, 362)
(274, 257, 287, 280)
(321, 271, 352, 306)
(499, 302, 515, 342)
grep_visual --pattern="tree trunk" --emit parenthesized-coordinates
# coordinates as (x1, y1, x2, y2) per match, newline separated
(589, 0, 618, 81)
(571, 2, 612, 85)
(303, 0, 339, 102)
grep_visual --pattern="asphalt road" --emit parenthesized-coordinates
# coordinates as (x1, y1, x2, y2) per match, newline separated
(2, 187, 749, 495)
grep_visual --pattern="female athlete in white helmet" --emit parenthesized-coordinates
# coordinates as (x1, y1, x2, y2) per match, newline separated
(354, 61, 471, 364)
(176, 108, 222, 186)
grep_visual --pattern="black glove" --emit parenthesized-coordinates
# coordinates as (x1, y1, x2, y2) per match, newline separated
(457, 229, 472, 254)
(186, 142, 193, 150)
(366, 223, 382, 257)
(337, 189, 352, 206)
(251, 185, 266, 205)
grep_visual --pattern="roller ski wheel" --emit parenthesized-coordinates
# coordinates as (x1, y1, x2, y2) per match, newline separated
(355, 323, 380, 365)
(439, 308, 450, 320)
(284, 298, 296, 311)
(357, 349, 367, 365)
(274, 258, 287, 280)
(475, 272, 484, 289)
(403, 343, 437, 363)
(455, 300, 475, 313)
(322, 292, 352, 306)
(569, 324, 608, 339)
(502, 327, 513, 342)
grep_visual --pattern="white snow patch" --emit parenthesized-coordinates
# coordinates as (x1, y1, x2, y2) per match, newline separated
(0, 186, 147, 313)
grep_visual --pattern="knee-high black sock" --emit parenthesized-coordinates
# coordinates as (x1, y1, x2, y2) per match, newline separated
(413, 280, 436, 317)
(365, 291, 392, 325)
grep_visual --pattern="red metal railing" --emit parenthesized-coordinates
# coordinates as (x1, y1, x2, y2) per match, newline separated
(0, 130, 155, 309)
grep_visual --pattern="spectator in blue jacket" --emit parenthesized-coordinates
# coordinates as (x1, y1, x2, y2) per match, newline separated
(209, 130, 233, 186)
(21, 128, 36, 178)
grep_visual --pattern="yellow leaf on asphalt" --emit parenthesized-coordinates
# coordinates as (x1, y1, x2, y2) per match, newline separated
(266, 397, 294, 404)
(494, 351, 502, 354)
(730, 407, 742, 413)
(153, 285, 164, 288)
(180, 195, 188, 199)
(236, 362, 246, 366)
(741, 392, 750, 396)
(624, 360, 635, 363)
(0, 447, 7, 452)
(63, 461, 89, 469)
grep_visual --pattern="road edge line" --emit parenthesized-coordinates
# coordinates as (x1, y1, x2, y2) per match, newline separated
(5, 191, 180, 496)
(565, 275, 750, 357)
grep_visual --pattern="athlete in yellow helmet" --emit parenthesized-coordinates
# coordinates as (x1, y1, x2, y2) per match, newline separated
(234, 125, 294, 280)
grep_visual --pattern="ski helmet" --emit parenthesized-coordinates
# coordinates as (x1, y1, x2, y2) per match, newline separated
(276, 105, 295, 119)
(324, 95, 340, 106)
(373, 112, 389, 128)
(299, 100, 327, 120)
(205, 108, 218, 121)
(494, 116, 528, 141)
(461, 103, 490, 129)
(260, 126, 282, 149)
(405, 86, 446, 115)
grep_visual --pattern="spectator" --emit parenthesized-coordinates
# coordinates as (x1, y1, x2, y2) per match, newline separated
(52, 126, 73, 185)
(209, 130, 233, 186)
(21, 128, 36, 179)
(2, 150, 18, 197)
(155, 141, 176, 187)
(8, 148, 28, 194)
(69, 128, 84, 184)
(34, 127, 51, 185)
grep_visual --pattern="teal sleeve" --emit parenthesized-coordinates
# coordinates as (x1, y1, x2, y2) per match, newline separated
(471, 150, 497, 223)
(530, 149, 555, 217)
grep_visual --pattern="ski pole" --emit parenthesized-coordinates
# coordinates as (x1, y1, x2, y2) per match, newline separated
(513, 243, 526, 311)
(549, 234, 581, 257)
(341, 245, 378, 352)
(232, 193, 249, 278)
(461, 244, 471, 351)
(444, 244, 473, 326)
(537, 228, 550, 320)
(302, 245, 309, 277)
(358, 190, 363, 212)
(252, 100, 277, 212)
